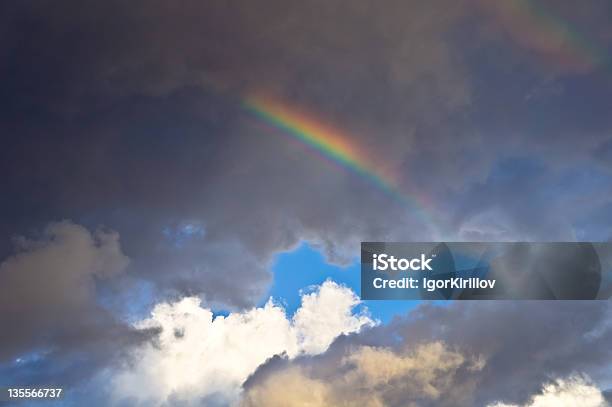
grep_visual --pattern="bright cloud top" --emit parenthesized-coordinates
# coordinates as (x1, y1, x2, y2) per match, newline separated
(110, 280, 375, 405)
(488, 375, 609, 407)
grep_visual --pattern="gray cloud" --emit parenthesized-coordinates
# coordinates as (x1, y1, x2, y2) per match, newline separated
(2, 1, 612, 399)
(244, 301, 612, 407)
(394, 302, 612, 404)
(242, 341, 484, 407)
(2, 0, 611, 313)
(0, 221, 152, 380)
(0, 0, 476, 309)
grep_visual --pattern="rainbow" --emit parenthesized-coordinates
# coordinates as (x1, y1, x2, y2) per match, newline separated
(480, 0, 610, 73)
(243, 92, 439, 234)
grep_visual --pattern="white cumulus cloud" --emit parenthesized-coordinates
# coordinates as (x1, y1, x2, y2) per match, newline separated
(110, 280, 375, 406)
(488, 375, 609, 407)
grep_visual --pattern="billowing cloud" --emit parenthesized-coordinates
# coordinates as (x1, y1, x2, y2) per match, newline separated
(488, 375, 609, 407)
(392, 302, 612, 405)
(109, 280, 374, 406)
(242, 341, 484, 407)
(241, 300, 612, 407)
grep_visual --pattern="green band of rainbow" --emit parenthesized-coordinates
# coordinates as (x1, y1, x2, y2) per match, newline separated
(243, 93, 439, 234)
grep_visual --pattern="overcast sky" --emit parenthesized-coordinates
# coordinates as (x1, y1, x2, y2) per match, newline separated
(1, 1, 612, 406)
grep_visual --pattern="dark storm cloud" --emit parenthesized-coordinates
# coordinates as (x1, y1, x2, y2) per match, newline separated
(1, 0, 476, 309)
(2, 0, 612, 394)
(243, 301, 612, 406)
(2, 0, 611, 310)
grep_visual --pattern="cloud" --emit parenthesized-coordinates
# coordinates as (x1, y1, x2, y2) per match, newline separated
(242, 341, 484, 407)
(2, 2, 612, 403)
(0, 221, 129, 361)
(391, 301, 612, 405)
(1, 0, 612, 315)
(474, 0, 612, 75)
(241, 300, 612, 407)
(109, 280, 374, 406)
(291, 280, 376, 354)
(0, 0, 484, 310)
(488, 375, 609, 407)
(0, 221, 153, 386)
(605, 390, 612, 405)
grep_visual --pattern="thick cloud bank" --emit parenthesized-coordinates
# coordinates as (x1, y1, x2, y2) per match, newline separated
(240, 349, 612, 407)
(240, 300, 612, 407)
(2, 0, 612, 404)
(3, 0, 612, 311)
(110, 281, 374, 406)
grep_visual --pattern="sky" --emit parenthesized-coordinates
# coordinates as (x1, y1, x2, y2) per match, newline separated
(1, 0, 612, 406)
